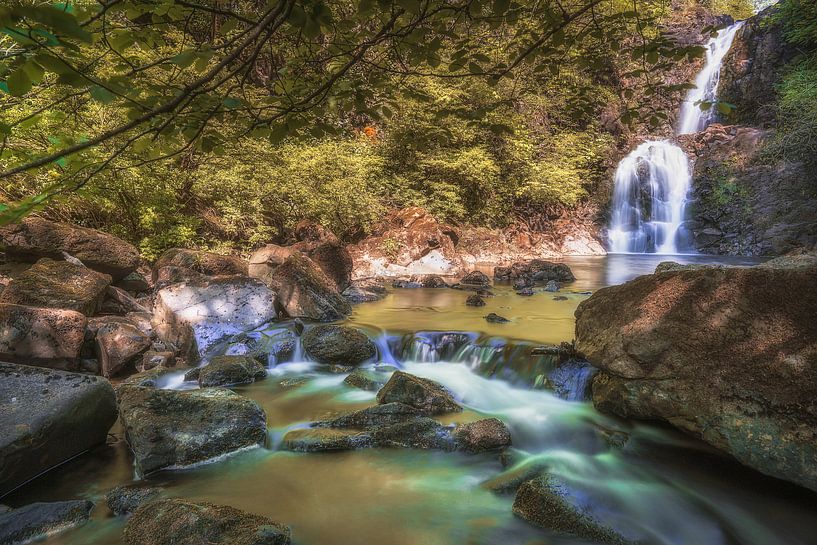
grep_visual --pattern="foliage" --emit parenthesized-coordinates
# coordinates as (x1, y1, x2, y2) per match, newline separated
(762, 55, 817, 165)
(706, 0, 755, 20)
(778, 0, 817, 48)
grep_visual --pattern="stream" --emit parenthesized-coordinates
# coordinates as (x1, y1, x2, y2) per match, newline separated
(6, 254, 817, 545)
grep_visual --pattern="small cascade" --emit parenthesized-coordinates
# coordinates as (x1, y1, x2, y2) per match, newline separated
(608, 21, 744, 254)
(608, 141, 694, 254)
(677, 22, 745, 135)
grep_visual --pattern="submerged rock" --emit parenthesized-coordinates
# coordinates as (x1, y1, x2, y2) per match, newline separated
(465, 294, 486, 307)
(376, 371, 462, 415)
(0, 500, 94, 545)
(0, 363, 116, 496)
(263, 254, 351, 321)
(302, 325, 376, 366)
(342, 282, 387, 303)
(123, 499, 290, 545)
(484, 313, 510, 323)
(0, 258, 111, 315)
(0, 304, 87, 369)
(106, 485, 162, 516)
(197, 355, 267, 387)
(513, 475, 632, 545)
(152, 276, 277, 361)
(282, 428, 370, 452)
(343, 368, 389, 391)
(544, 280, 559, 292)
(0, 217, 139, 280)
(576, 263, 817, 492)
(117, 384, 267, 475)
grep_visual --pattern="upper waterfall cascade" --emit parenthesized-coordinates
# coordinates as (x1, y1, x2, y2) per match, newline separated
(608, 22, 744, 254)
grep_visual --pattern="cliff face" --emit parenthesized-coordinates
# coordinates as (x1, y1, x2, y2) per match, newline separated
(684, 7, 817, 256)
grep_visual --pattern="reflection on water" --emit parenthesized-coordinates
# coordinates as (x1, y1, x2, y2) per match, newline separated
(7, 253, 815, 545)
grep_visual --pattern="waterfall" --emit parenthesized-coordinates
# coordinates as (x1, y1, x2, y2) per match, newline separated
(608, 141, 693, 254)
(677, 22, 745, 135)
(608, 22, 744, 254)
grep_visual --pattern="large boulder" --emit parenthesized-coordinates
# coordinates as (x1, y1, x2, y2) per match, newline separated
(0, 217, 139, 280)
(575, 263, 817, 491)
(0, 363, 117, 496)
(262, 254, 351, 321)
(302, 325, 375, 366)
(453, 418, 512, 453)
(197, 355, 267, 387)
(0, 500, 94, 544)
(90, 318, 152, 378)
(248, 244, 297, 278)
(117, 383, 267, 475)
(0, 258, 111, 315)
(152, 276, 277, 361)
(123, 499, 290, 545)
(307, 240, 353, 291)
(494, 260, 575, 283)
(0, 304, 86, 369)
(376, 371, 462, 415)
(152, 248, 247, 279)
(513, 475, 632, 545)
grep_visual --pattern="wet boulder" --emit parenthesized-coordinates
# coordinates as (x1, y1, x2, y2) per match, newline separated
(411, 274, 449, 288)
(282, 428, 370, 452)
(106, 485, 162, 516)
(197, 355, 267, 387)
(90, 318, 152, 378)
(0, 217, 139, 280)
(485, 313, 510, 323)
(0, 259, 111, 315)
(465, 294, 485, 307)
(0, 363, 116, 496)
(152, 276, 277, 362)
(453, 418, 512, 453)
(376, 371, 462, 415)
(495, 260, 575, 283)
(117, 384, 267, 475)
(302, 325, 376, 366)
(0, 304, 86, 369)
(326, 402, 422, 429)
(459, 270, 491, 287)
(513, 475, 633, 545)
(153, 248, 247, 279)
(261, 254, 351, 321)
(0, 500, 94, 544)
(343, 368, 389, 391)
(123, 499, 290, 545)
(576, 262, 817, 492)
(369, 417, 454, 450)
(342, 281, 387, 304)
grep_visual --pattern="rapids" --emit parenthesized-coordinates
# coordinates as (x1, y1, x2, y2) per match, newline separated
(7, 255, 817, 545)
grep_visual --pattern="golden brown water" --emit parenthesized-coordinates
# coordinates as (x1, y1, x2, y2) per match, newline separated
(6, 254, 816, 545)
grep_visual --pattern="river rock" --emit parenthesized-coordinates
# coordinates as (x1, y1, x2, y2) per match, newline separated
(92, 319, 152, 378)
(326, 402, 423, 429)
(495, 260, 575, 283)
(575, 263, 817, 492)
(513, 475, 632, 545)
(0, 258, 111, 315)
(153, 248, 247, 279)
(0, 217, 139, 280)
(302, 325, 376, 366)
(307, 240, 353, 291)
(282, 428, 370, 452)
(376, 371, 462, 415)
(122, 499, 290, 545)
(343, 368, 388, 391)
(460, 270, 491, 286)
(198, 355, 267, 387)
(465, 294, 485, 306)
(0, 304, 86, 369)
(248, 244, 297, 278)
(0, 500, 94, 544)
(117, 384, 267, 475)
(106, 485, 162, 515)
(453, 418, 512, 453)
(342, 281, 388, 303)
(485, 313, 510, 323)
(152, 276, 277, 361)
(261, 253, 351, 321)
(410, 274, 449, 288)
(0, 363, 116, 496)
(369, 417, 454, 450)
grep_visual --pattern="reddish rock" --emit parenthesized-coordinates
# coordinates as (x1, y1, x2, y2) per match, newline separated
(0, 217, 139, 280)
(264, 254, 351, 322)
(0, 304, 86, 369)
(91, 319, 152, 378)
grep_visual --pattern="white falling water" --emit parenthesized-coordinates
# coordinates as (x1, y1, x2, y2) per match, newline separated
(608, 21, 744, 254)
(608, 141, 693, 254)
(677, 22, 746, 135)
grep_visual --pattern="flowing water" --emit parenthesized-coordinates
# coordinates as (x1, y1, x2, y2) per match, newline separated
(7, 255, 817, 545)
(608, 22, 744, 255)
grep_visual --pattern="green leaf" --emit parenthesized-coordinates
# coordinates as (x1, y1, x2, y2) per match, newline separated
(90, 85, 116, 104)
(171, 50, 197, 69)
(6, 67, 31, 96)
(493, 0, 510, 15)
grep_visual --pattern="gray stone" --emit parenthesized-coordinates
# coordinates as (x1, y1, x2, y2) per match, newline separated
(302, 325, 376, 366)
(376, 371, 462, 415)
(0, 500, 94, 544)
(0, 363, 116, 496)
(198, 355, 267, 387)
(106, 485, 162, 515)
(0, 304, 87, 370)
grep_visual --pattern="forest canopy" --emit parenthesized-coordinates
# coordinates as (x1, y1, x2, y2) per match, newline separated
(0, 0, 762, 255)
